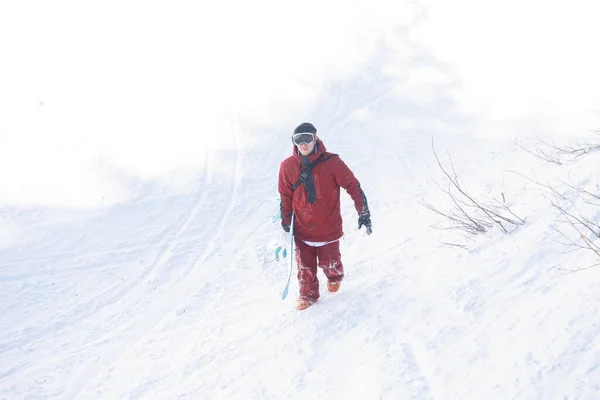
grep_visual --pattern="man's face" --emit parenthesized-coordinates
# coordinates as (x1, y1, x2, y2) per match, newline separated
(297, 141, 316, 156)
(292, 133, 316, 156)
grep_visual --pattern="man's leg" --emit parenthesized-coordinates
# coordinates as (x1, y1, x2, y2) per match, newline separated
(317, 240, 344, 288)
(294, 238, 319, 302)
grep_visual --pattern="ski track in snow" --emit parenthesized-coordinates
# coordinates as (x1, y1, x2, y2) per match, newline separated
(0, 150, 215, 360)
(70, 123, 246, 398)
(0, 120, 252, 398)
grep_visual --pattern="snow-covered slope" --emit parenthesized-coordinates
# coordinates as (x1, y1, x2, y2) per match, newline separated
(2, 1, 600, 399)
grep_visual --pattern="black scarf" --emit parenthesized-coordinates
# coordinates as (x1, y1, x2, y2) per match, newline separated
(301, 155, 317, 204)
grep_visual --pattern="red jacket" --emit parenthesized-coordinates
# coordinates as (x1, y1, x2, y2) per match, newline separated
(278, 139, 368, 242)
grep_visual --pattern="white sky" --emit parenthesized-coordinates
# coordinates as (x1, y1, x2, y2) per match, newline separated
(413, 0, 600, 132)
(1, 0, 599, 208)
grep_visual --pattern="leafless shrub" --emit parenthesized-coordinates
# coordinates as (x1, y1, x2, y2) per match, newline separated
(511, 170, 600, 271)
(506, 168, 568, 201)
(423, 139, 526, 248)
(515, 130, 600, 165)
(513, 137, 563, 165)
(551, 184, 600, 271)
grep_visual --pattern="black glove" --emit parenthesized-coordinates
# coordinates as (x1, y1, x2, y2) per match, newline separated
(282, 224, 290, 233)
(358, 213, 372, 235)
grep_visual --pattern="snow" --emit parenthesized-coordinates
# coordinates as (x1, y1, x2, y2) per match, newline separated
(2, 0, 600, 399)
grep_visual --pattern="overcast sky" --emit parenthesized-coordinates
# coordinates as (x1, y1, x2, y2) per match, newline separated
(1, 0, 599, 208)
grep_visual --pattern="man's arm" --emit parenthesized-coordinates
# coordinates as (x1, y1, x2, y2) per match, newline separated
(278, 162, 294, 230)
(331, 157, 369, 215)
(331, 157, 372, 234)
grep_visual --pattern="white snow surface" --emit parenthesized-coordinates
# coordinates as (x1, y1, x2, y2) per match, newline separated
(2, 1, 600, 399)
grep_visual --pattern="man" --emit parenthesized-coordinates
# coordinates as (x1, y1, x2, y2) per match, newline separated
(278, 122, 372, 310)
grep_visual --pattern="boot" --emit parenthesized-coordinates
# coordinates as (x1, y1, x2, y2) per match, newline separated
(296, 298, 315, 310)
(327, 281, 341, 293)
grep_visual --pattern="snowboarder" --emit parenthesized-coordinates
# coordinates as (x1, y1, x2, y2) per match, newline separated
(278, 122, 372, 310)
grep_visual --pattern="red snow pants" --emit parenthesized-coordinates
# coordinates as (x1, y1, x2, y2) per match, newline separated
(294, 238, 344, 301)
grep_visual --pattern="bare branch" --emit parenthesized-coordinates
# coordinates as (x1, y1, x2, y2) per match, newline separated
(504, 169, 568, 201)
(552, 201, 600, 239)
(559, 178, 600, 203)
(513, 137, 562, 165)
(423, 139, 526, 249)
(515, 132, 600, 165)
(581, 234, 600, 258)
(437, 241, 469, 251)
(553, 263, 600, 273)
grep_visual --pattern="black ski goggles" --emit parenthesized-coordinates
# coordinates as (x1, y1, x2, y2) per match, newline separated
(292, 133, 316, 145)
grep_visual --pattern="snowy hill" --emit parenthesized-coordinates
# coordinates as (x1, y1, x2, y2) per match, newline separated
(2, 1, 600, 399)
